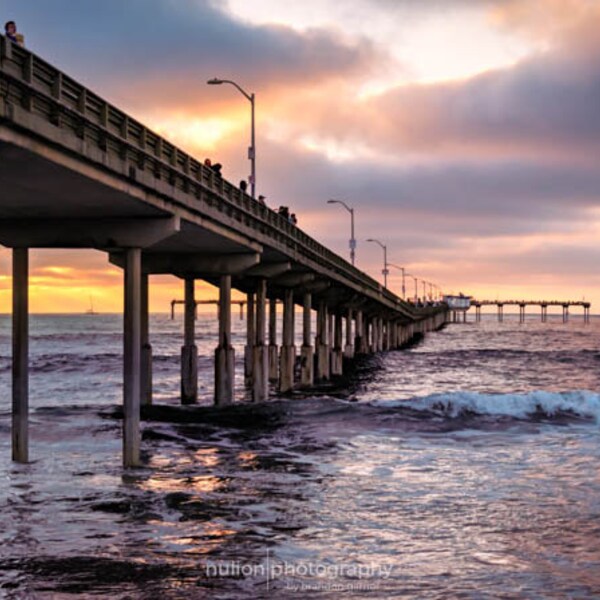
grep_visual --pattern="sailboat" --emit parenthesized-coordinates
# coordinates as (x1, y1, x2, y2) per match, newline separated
(86, 295, 98, 315)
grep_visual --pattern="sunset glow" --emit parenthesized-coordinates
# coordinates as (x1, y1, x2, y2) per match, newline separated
(1, 0, 599, 312)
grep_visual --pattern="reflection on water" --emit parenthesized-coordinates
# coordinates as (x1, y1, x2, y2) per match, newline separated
(0, 316, 600, 597)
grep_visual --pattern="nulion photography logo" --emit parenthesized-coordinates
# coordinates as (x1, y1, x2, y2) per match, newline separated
(202, 550, 394, 592)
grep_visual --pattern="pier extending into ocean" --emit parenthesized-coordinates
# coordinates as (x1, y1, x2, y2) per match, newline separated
(470, 300, 591, 323)
(0, 35, 448, 467)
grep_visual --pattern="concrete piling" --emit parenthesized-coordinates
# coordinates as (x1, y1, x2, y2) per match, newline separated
(215, 275, 234, 405)
(300, 292, 314, 387)
(279, 289, 296, 393)
(140, 273, 153, 406)
(252, 279, 268, 402)
(123, 248, 142, 468)
(331, 312, 343, 376)
(12, 248, 29, 463)
(268, 297, 278, 382)
(316, 300, 330, 381)
(181, 278, 198, 404)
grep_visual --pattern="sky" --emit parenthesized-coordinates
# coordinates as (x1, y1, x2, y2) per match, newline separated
(1, 0, 599, 313)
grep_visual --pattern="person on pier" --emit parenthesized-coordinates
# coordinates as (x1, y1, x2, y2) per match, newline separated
(4, 21, 24, 46)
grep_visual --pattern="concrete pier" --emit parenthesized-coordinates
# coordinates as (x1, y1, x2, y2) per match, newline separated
(355, 310, 366, 355)
(331, 312, 343, 376)
(0, 38, 451, 468)
(140, 273, 153, 406)
(215, 275, 235, 405)
(268, 297, 278, 382)
(181, 278, 198, 404)
(123, 248, 142, 468)
(252, 279, 269, 402)
(12, 248, 28, 463)
(344, 308, 354, 358)
(244, 292, 255, 382)
(300, 292, 314, 387)
(316, 300, 330, 381)
(279, 289, 295, 393)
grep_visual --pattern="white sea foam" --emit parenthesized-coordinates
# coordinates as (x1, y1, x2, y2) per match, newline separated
(372, 390, 600, 421)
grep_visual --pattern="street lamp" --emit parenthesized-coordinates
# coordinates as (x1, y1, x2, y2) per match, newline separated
(327, 199, 356, 266)
(366, 238, 389, 288)
(406, 274, 418, 303)
(387, 263, 406, 299)
(207, 78, 256, 198)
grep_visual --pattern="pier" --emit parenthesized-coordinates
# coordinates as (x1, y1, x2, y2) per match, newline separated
(0, 36, 448, 467)
(470, 300, 591, 324)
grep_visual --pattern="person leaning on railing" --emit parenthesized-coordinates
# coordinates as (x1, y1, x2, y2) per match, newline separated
(4, 21, 24, 46)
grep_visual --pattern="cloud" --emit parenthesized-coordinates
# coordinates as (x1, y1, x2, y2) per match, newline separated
(4, 0, 381, 109)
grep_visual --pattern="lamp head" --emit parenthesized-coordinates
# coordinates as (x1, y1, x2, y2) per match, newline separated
(207, 78, 223, 85)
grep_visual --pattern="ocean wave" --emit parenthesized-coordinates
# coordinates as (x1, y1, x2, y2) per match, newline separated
(372, 390, 600, 422)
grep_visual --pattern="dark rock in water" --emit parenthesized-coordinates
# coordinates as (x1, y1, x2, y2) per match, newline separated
(90, 500, 132, 514)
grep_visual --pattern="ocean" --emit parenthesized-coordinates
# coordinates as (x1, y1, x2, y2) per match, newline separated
(0, 312, 599, 598)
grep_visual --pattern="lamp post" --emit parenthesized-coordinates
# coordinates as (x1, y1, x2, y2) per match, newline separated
(327, 199, 356, 266)
(388, 263, 406, 299)
(366, 239, 389, 288)
(407, 274, 418, 302)
(207, 78, 256, 198)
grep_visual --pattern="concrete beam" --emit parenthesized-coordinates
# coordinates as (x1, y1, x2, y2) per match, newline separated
(244, 262, 291, 278)
(110, 252, 260, 276)
(0, 217, 180, 249)
(274, 273, 315, 288)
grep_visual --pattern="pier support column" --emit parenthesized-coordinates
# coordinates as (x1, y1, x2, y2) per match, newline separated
(476, 306, 481, 322)
(252, 279, 268, 402)
(300, 292, 314, 387)
(215, 275, 235, 405)
(355, 310, 366, 355)
(141, 273, 153, 406)
(12, 248, 28, 463)
(181, 278, 198, 405)
(244, 292, 255, 383)
(519, 304, 525, 324)
(563, 305, 569, 323)
(316, 300, 330, 380)
(344, 308, 354, 359)
(279, 289, 296, 393)
(123, 248, 142, 468)
(376, 318, 384, 352)
(268, 298, 279, 382)
(331, 313, 343, 376)
(498, 304, 504, 323)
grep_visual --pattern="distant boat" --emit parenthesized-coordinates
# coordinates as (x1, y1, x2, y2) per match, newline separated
(86, 296, 98, 315)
